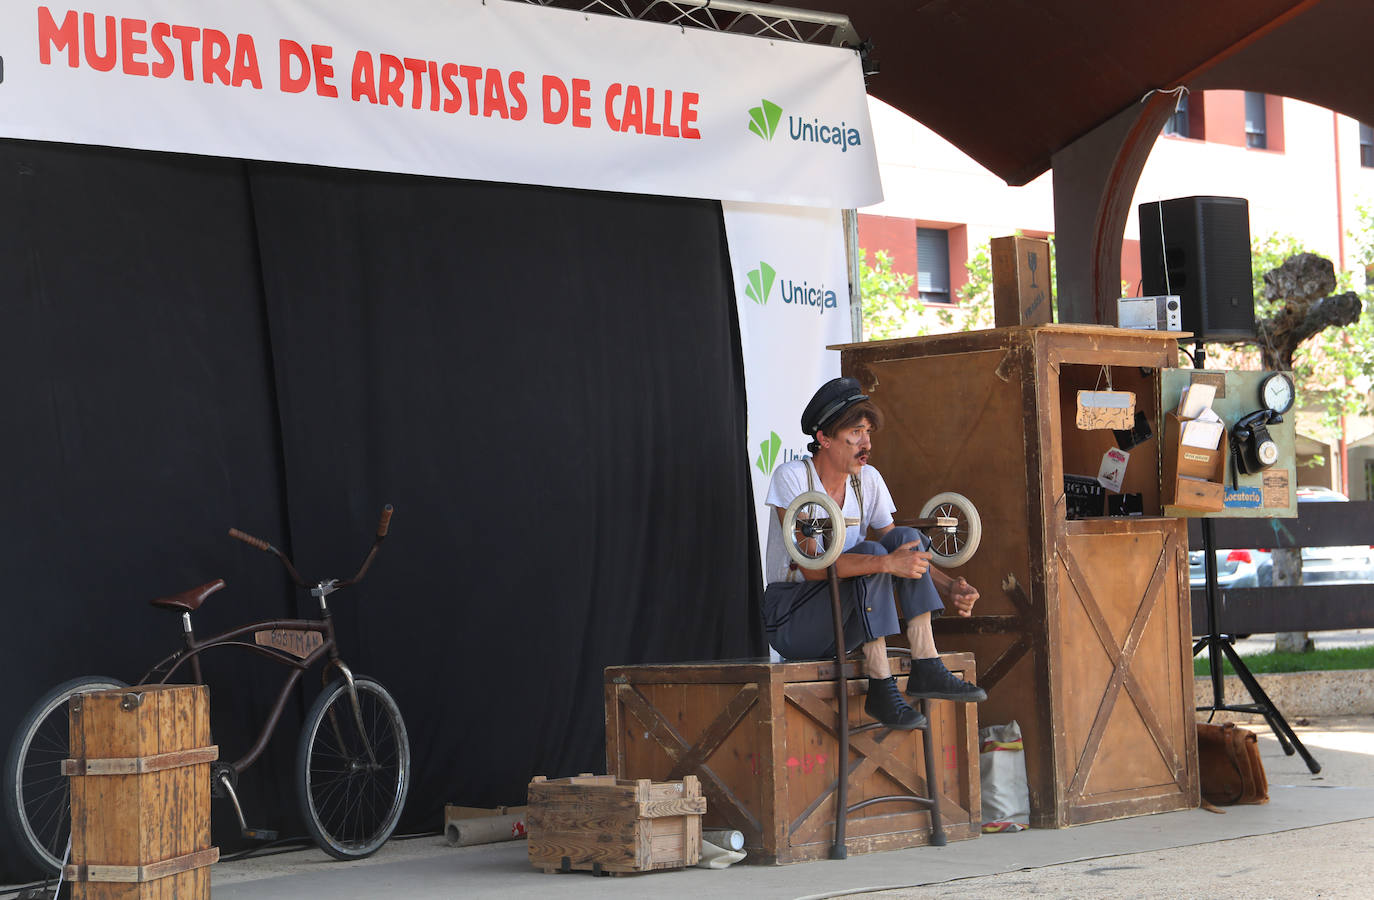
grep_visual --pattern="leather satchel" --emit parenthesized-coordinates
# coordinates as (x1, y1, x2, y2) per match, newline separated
(1197, 722, 1269, 805)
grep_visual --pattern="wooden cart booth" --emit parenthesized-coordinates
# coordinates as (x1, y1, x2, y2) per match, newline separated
(836, 325, 1199, 827)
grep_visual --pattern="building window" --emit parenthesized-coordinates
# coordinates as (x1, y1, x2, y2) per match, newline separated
(916, 228, 950, 303)
(1162, 94, 1190, 138)
(1365, 459, 1374, 502)
(1245, 92, 1268, 149)
(1361, 123, 1374, 168)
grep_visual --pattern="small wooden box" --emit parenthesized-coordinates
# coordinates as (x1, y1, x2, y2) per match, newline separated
(66, 684, 218, 899)
(992, 236, 1053, 327)
(1162, 412, 1228, 512)
(527, 774, 704, 874)
(605, 653, 980, 864)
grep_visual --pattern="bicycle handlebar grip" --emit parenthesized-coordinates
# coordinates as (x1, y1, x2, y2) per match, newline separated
(377, 504, 394, 538)
(229, 528, 270, 551)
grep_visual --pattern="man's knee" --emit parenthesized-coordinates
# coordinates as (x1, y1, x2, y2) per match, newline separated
(851, 540, 887, 557)
(882, 526, 927, 551)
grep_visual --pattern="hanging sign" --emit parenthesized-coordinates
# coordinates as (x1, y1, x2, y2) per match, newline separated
(0, 1, 881, 207)
(1076, 390, 1136, 430)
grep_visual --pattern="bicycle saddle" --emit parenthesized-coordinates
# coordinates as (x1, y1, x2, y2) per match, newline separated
(150, 579, 226, 613)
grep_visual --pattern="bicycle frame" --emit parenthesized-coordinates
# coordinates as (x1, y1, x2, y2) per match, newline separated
(138, 597, 346, 777)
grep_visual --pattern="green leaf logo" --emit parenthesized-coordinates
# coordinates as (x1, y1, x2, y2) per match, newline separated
(747, 99, 783, 141)
(745, 262, 776, 306)
(755, 431, 782, 475)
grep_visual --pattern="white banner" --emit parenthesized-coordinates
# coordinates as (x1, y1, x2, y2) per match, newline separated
(722, 201, 853, 566)
(0, 1, 881, 207)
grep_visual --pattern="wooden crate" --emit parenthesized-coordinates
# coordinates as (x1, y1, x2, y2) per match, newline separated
(65, 683, 218, 899)
(605, 653, 980, 864)
(835, 325, 1200, 827)
(527, 774, 704, 874)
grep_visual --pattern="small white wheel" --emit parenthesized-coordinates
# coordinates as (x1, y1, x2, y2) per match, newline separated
(919, 492, 982, 568)
(782, 491, 847, 570)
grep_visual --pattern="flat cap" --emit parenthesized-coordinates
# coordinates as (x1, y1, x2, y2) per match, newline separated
(801, 376, 868, 436)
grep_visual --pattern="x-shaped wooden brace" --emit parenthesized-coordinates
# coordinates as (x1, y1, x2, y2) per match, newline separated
(614, 682, 763, 836)
(1059, 531, 1187, 800)
(933, 573, 1043, 694)
(785, 683, 964, 844)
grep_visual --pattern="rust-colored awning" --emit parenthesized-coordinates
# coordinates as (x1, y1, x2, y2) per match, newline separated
(786, 0, 1374, 186)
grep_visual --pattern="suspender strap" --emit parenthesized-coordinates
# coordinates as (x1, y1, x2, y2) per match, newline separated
(803, 459, 864, 527)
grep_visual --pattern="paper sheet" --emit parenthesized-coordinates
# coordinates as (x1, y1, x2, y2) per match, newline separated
(1181, 418, 1224, 450)
(1178, 382, 1217, 418)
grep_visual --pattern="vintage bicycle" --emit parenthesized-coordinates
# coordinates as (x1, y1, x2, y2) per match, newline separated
(3, 506, 410, 874)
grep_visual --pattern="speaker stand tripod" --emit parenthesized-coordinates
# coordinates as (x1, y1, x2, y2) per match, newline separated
(1187, 341, 1320, 773)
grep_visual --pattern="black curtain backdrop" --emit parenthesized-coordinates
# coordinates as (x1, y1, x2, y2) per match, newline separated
(1, 139, 762, 880)
(0, 140, 300, 878)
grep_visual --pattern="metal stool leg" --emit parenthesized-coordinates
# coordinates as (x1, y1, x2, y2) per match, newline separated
(919, 698, 946, 846)
(827, 565, 850, 860)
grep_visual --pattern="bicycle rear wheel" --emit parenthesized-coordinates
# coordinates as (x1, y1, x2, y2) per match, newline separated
(296, 676, 410, 860)
(4, 676, 127, 874)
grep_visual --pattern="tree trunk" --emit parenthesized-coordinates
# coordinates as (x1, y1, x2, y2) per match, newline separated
(1271, 547, 1312, 653)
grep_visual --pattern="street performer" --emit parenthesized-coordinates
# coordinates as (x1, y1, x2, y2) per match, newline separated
(763, 376, 986, 730)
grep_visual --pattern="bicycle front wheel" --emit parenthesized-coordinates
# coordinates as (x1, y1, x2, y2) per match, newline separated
(296, 676, 410, 860)
(4, 676, 127, 875)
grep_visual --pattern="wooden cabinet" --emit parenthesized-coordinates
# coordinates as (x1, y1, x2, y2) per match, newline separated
(836, 325, 1199, 827)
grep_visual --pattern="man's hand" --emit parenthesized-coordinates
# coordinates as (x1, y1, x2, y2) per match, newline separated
(885, 544, 932, 580)
(947, 577, 979, 617)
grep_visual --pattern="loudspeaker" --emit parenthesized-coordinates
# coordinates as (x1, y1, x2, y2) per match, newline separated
(1138, 196, 1253, 342)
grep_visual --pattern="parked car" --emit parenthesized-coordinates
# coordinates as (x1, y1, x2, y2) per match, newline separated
(1189, 548, 1271, 588)
(1189, 488, 1374, 587)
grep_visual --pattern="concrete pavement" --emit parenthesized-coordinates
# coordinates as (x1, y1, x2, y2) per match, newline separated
(199, 715, 1374, 900)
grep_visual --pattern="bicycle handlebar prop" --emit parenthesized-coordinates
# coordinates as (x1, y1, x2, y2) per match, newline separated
(782, 490, 982, 859)
(229, 527, 271, 552)
(228, 504, 395, 588)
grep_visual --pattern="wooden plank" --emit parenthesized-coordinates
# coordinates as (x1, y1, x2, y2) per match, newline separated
(638, 797, 707, 818)
(1190, 584, 1374, 634)
(66, 848, 220, 884)
(1187, 500, 1374, 549)
(61, 746, 219, 776)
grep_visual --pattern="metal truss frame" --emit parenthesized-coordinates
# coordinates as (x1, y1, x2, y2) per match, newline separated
(513, 1, 862, 50)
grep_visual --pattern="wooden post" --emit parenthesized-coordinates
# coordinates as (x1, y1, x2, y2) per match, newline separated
(66, 684, 217, 899)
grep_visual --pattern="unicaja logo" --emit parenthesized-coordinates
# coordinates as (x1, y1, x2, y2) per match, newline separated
(747, 99, 783, 141)
(745, 262, 776, 306)
(755, 431, 782, 475)
(755, 430, 804, 474)
(746, 261, 837, 316)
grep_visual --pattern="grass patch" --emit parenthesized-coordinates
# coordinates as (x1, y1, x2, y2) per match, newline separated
(1194, 644, 1374, 676)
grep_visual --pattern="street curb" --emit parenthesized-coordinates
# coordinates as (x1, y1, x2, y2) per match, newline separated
(1194, 668, 1374, 719)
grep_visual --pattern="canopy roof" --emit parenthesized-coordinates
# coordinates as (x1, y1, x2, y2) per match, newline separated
(785, 0, 1374, 185)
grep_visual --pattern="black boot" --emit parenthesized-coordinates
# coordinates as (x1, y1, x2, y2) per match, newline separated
(906, 657, 988, 702)
(864, 676, 927, 730)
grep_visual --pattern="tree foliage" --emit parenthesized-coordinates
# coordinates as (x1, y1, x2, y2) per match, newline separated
(858, 235, 1047, 339)
(858, 222, 1374, 432)
(858, 249, 922, 340)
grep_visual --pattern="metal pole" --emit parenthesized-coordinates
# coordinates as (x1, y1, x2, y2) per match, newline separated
(826, 565, 849, 859)
(843, 208, 863, 343)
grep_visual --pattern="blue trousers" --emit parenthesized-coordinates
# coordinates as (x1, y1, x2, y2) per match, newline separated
(762, 526, 945, 660)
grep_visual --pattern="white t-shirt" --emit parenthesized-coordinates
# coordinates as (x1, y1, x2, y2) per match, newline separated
(764, 457, 896, 585)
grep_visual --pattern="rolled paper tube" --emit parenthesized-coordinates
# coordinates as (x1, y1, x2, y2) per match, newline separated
(701, 828, 744, 851)
(445, 813, 527, 846)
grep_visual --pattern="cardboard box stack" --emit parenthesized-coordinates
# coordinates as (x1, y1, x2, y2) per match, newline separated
(1163, 383, 1227, 512)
